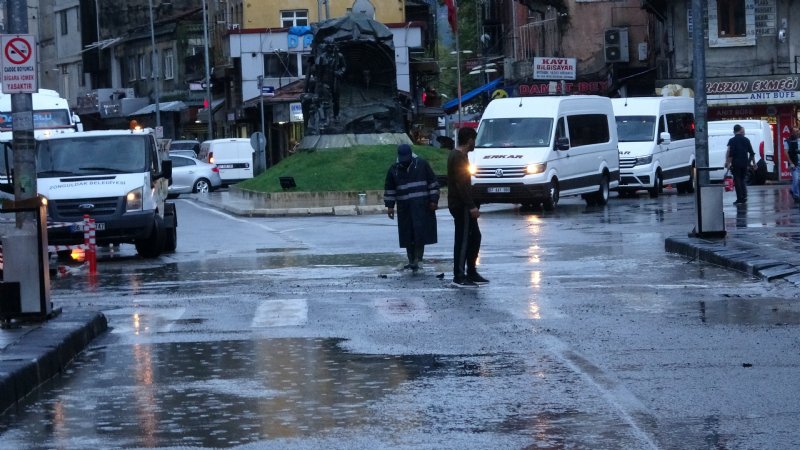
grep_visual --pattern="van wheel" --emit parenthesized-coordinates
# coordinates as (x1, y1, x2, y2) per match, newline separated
(542, 180, 559, 211)
(135, 215, 165, 258)
(678, 167, 695, 194)
(649, 171, 663, 198)
(589, 174, 610, 206)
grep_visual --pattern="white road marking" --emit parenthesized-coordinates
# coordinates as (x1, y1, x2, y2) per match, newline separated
(251, 298, 308, 328)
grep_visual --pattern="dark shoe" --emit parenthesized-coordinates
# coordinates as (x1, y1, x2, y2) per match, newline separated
(451, 278, 479, 288)
(410, 263, 420, 273)
(733, 200, 746, 205)
(467, 271, 489, 285)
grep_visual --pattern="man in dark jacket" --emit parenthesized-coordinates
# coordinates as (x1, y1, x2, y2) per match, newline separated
(725, 124, 756, 205)
(785, 127, 800, 200)
(447, 127, 487, 288)
(384, 144, 439, 272)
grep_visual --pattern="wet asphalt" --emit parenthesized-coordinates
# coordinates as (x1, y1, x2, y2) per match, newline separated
(1, 184, 799, 449)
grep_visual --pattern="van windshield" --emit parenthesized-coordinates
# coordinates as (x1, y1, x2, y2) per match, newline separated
(615, 116, 656, 142)
(476, 118, 553, 148)
(37, 135, 147, 177)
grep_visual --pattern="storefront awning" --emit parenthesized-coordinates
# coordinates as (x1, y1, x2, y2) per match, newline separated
(443, 78, 504, 114)
(195, 98, 225, 121)
(128, 101, 187, 116)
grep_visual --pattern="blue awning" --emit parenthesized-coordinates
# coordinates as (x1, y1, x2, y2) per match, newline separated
(443, 77, 504, 114)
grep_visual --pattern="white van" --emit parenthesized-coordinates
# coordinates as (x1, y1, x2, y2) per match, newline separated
(612, 96, 696, 197)
(36, 129, 176, 258)
(707, 120, 775, 184)
(198, 138, 255, 184)
(471, 95, 620, 210)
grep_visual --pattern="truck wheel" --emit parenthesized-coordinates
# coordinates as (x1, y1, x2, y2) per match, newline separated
(163, 204, 177, 253)
(135, 215, 165, 258)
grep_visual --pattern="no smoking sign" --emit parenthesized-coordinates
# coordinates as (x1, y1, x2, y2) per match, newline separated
(1, 34, 37, 94)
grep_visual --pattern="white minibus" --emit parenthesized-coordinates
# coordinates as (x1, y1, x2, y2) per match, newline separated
(470, 95, 620, 210)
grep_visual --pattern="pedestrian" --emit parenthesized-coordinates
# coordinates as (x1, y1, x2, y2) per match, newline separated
(784, 127, 800, 201)
(725, 124, 756, 205)
(447, 127, 488, 288)
(384, 144, 440, 272)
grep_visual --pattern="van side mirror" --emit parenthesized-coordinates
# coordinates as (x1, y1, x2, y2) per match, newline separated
(555, 136, 570, 151)
(160, 159, 172, 182)
(658, 132, 671, 145)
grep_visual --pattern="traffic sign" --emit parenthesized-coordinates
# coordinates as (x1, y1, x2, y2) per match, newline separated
(261, 86, 275, 96)
(1, 35, 37, 94)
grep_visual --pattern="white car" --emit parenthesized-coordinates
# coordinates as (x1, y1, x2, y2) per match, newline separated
(168, 154, 222, 196)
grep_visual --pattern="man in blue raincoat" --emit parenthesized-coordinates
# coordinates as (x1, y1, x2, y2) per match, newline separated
(384, 144, 439, 272)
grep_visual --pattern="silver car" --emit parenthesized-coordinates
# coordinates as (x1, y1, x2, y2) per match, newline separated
(168, 154, 222, 196)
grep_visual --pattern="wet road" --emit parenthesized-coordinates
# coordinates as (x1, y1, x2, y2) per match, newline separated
(1, 187, 799, 449)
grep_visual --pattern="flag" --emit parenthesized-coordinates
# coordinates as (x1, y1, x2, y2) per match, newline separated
(444, 0, 457, 33)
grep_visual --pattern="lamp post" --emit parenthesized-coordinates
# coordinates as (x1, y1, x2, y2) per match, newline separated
(148, 0, 160, 129)
(202, 0, 213, 140)
(257, 75, 266, 174)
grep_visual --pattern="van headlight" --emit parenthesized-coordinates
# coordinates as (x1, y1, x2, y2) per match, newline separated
(125, 187, 143, 211)
(468, 164, 477, 175)
(635, 155, 653, 166)
(526, 163, 546, 174)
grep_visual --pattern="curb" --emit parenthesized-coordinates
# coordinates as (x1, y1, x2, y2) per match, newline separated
(192, 194, 388, 217)
(665, 236, 800, 282)
(0, 311, 108, 414)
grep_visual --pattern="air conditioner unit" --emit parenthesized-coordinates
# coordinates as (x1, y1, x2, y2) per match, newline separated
(604, 28, 629, 63)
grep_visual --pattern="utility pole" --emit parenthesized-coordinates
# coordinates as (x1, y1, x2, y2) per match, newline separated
(202, 0, 213, 140)
(7, 0, 35, 203)
(692, 0, 708, 185)
(257, 75, 266, 174)
(148, 0, 160, 129)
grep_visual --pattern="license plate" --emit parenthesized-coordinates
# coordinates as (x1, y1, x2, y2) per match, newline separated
(70, 222, 106, 232)
(487, 187, 511, 193)
(217, 164, 234, 169)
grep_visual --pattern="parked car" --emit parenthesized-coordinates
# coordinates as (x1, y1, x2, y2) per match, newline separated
(169, 139, 201, 156)
(168, 154, 222, 196)
(198, 138, 255, 185)
(169, 149, 198, 159)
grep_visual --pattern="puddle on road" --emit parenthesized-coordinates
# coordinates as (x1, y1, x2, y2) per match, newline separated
(698, 298, 800, 326)
(0, 338, 622, 449)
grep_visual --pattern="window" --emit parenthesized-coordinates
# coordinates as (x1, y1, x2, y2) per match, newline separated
(717, 0, 746, 37)
(567, 114, 609, 147)
(281, 10, 308, 27)
(139, 54, 146, 80)
(128, 57, 137, 81)
(265, 52, 298, 78)
(60, 11, 68, 35)
(164, 49, 174, 80)
(666, 113, 696, 141)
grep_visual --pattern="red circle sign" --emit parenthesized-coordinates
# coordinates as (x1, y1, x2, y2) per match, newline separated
(5, 37, 32, 65)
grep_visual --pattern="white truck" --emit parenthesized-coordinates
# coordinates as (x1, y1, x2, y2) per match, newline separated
(36, 129, 176, 258)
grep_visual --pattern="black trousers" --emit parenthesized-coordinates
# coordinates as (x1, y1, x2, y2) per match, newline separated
(449, 205, 481, 279)
(731, 165, 748, 202)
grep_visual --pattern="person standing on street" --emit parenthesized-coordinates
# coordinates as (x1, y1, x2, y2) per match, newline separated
(784, 127, 800, 201)
(384, 144, 440, 272)
(447, 127, 488, 288)
(725, 124, 756, 205)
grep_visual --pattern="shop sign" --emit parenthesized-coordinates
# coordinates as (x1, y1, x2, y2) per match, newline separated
(659, 75, 800, 106)
(517, 79, 608, 96)
(532, 57, 576, 80)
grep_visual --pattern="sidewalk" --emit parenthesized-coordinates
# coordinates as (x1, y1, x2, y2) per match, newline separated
(2, 184, 799, 414)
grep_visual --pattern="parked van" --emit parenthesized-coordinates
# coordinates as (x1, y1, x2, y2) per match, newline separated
(707, 120, 775, 184)
(470, 95, 620, 210)
(612, 96, 696, 197)
(198, 138, 254, 184)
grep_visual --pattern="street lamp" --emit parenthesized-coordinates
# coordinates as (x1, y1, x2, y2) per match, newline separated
(148, 0, 160, 129)
(449, 49, 472, 129)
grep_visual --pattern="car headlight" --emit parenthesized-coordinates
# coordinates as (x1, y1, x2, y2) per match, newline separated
(526, 163, 546, 174)
(468, 164, 477, 175)
(125, 187, 143, 211)
(635, 155, 653, 166)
